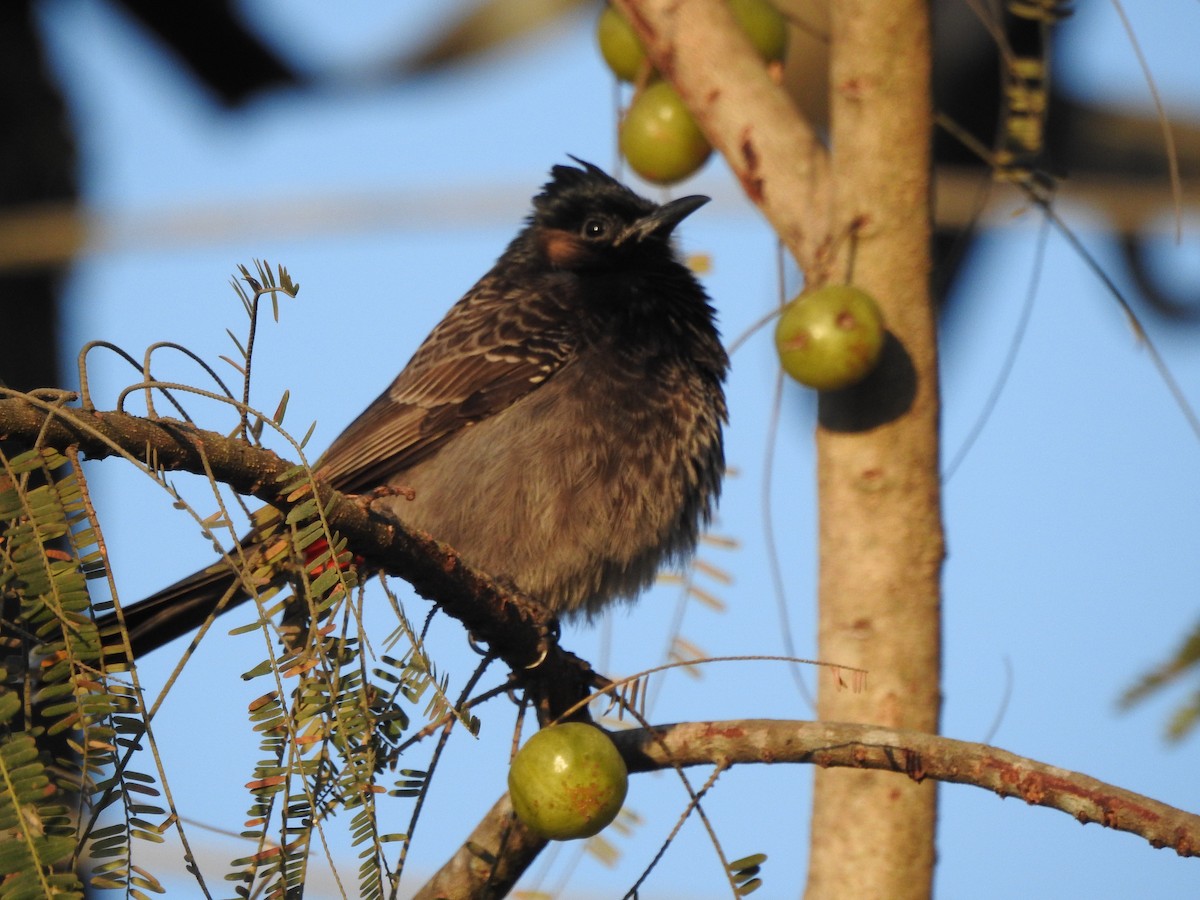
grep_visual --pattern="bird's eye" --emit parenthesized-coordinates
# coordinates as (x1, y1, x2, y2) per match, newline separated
(581, 217, 610, 240)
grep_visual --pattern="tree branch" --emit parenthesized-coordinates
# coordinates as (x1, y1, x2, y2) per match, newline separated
(612, 720, 1199, 859)
(0, 394, 595, 697)
(414, 718, 1197, 897)
(411, 795, 546, 900)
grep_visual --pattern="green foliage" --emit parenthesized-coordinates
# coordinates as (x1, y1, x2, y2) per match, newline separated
(40, 262, 483, 898)
(0, 445, 162, 898)
(1, 266, 391, 898)
(1120, 619, 1200, 741)
(728, 852, 768, 895)
(226, 463, 464, 898)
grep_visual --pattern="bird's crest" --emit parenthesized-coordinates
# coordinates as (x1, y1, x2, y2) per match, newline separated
(532, 158, 652, 226)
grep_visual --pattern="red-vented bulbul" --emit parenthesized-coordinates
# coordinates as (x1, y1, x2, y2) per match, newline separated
(101, 159, 728, 658)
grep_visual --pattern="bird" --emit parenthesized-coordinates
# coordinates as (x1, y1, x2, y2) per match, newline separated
(100, 159, 728, 659)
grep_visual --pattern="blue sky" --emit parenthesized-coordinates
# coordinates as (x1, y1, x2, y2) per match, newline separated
(33, 1, 1200, 896)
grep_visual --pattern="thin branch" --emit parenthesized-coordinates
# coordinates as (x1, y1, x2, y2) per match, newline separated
(411, 794, 545, 900)
(0, 394, 577, 682)
(610, 719, 1200, 858)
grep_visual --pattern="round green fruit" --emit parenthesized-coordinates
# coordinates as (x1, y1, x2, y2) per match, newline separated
(508, 722, 629, 841)
(730, 0, 789, 63)
(619, 81, 712, 185)
(775, 285, 886, 390)
(597, 5, 647, 83)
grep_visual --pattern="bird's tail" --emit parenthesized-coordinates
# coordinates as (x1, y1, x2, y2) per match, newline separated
(97, 564, 252, 662)
(97, 503, 354, 662)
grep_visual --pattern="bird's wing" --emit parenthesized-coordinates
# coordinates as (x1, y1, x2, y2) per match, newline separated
(316, 276, 574, 494)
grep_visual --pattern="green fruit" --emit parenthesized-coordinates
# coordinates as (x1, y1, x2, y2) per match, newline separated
(597, 5, 648, 82)
(730, 0, 789, 63)
(597, 1, 786, 78)
(508, 723, 629, 841)
(775, 285, 886, 390)
(619, 81, 712, 185)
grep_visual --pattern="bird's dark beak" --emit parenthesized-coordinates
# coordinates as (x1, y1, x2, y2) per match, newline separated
(619, 194, 710, 244)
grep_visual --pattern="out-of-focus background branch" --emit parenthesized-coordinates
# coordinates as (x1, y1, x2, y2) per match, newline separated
(4, 0, 1198, 392)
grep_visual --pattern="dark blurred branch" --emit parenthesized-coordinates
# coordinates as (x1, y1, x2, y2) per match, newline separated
(0, 0, 77, 391)
(0, 165, 1193, 272)
(397, 0, 591, 74)
(111, 0, 297, 106)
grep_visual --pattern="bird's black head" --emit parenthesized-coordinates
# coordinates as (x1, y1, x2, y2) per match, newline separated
(525, 158, 709, 271)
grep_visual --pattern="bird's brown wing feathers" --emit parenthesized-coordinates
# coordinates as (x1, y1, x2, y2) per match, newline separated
(316, 278, 574, 494)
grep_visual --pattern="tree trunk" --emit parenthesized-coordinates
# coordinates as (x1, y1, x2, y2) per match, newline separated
(805, 2, 944, 898)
